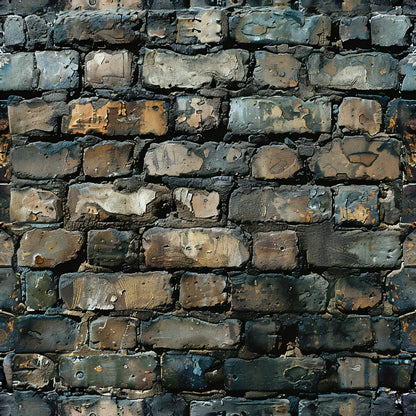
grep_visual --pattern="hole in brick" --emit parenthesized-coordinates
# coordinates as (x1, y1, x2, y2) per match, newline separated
(76, 371, 84, 379)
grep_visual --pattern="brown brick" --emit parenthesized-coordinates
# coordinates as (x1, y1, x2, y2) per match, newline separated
(17, 229, 84, 268)
(174, 187, 220, 220)
(229, 186, 331, 223)
(404, 231, 416, 266)
(179, 272, 227, 308)
(59, 271, 173, 311)
(175, 96, 221, 133)
(253, 231, 298, 271)
(144, 141, 253, 177)
(59, 353, 157, 389)
(8, 97, 67, 135)
(0, 135, 11, 182)
(0, 231, 14, 266)
(143, 49, 248, 89)
(142, 227, 250, 269)
(140, 316, 241, 349)
(10, 188, 62, 223)
(10, 142, 81, 179)
(85, 50, 134, 88)
(90, 316, 137, 350)
(338, 98, 382, 136)
(0, 183, 10, 222)
(310, 136, 401, 181)
(83, 141, 134, 178)
(251, 145, 302, 180)
(254, 52, 301, 88)
(67, 183, 170, 225)
(62, 99, 168, 136)
(231, 274, 328, 313)
(337, 357, 378, 390)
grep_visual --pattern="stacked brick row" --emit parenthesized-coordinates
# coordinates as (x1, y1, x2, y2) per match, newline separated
(2, 0, 416, 415)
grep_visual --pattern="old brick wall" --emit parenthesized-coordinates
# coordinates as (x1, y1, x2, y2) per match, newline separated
(1, 0, 416, 415)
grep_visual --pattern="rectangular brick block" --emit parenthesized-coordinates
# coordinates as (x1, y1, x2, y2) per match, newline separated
(140, 316, 241, 349)
(62, 99, 168, 136)
(59, 396, 118, 416)
(85, 50, 134, 88)
(224, 357, 325, 391)
(0, 230, 14, 266)
(230, 10, 330, 45)
(229, 186, 331, 223)
(339, 16, 369, 42)
(404, 231, 416, 266)
(228, 97, 332, 135)
(0, 392, 55, 416)
(245, 319, 282, 354)
(337, 357, 378, 389)
(143, 49, 248, 89)
(379, 359, 413, 389)
(402, 184, 416, 222)
(17, 229, 84, 268)
(54, 10, 144, 45)
(0, 184, 10, 223)
(307, 53, 398, 90)
(298, 315, 373, 352)
(174, 188, 220, 220)
(0, 53, 34, 91)
(59, 353, 157, 389)
(144, 141, 253, 177)
(59, 271, 173, 311)
(23, 270, 57, 311)
(299, 394, 371, 416)
(4, 15, 25, 48)
(373, 316, 400, 353)
(231, 274, 328, 313)
(310, 136, 401, 181)
(371, 15, 411, 47)
(387, 268, 416, 313)
(0, 268, 20, 312)
(142, 227, 250, 268)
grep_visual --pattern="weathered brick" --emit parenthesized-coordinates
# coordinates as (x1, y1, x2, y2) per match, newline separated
(252, 231, 299, 270)
(339, 16, 369, 42)
(8, 96, 67, 135)
(145, 10, 177, 44)
(224, 357, 325, 391)
(90, 316, 137, 350)
(23, 270, 57, 311)
(0, 53, 34, 91)
(0, 392, 55, 416)
(62, 99, 168, 136)
(371, 392, 402, 416)
(300, 0, 371, 13)
(300, 224, 401, 268)
(4, 353, 57, 389)
(0, 184, 10, 223)
(0, 230, 14, 266)
(0, 269, 20, 312)
(333, 185, 379, 226)
(11, 142, 81, 179)
(371, 15, 411, 47)
(4, 16, 25, 48)
(140, 316, 241, 349)
(299, 394, 371, 416)
(63, 0, 145, 10)
(251, 145, 302, 180)
(176, 9, 226, 44)
(85, 50, 134, 88)
(403, 394, 416, 415)
(161, 353, 217, 391)
(190, 398, 291, 416)
(59, 353, 157, 389)
(54, 10, 144, 45)
(401, 313, 416, 352)
(379, 359, 413, 389)
(387, 268, 416, 313)
(0, 135, 11, 182)
(148, 394, 187, 416)
(310, 137, 401, 181)
(254, 52, 301, 88)
(174, 188, 220, 220)
(402, 184, 416, 222)
(231, 274, 328, 313)
(298, 315, 373, 351)
(175, 96, 221, 133)
(67, 183, 170, 224)
(338, 98, 382, 135)
(245, 318, 282, 354)
(35, 50, 79, 90)
(230, 10, 330, 45)
(142, 227, 250, 269)
(144, 141, 253, 177)
(404, 231, 416, 266)
(229, 186, 331, 223)
(17, 228, 84, 268)
(143, 49, 249, 89)
(25, 15, 49, 49)
(87, 228, 134, 268)
(59, 271, 173, 311)
(0, 315, 15, 352)
(14, 315, 83, 353)
(10, 188, 62, 223)
(83, 141, 134, 178)
(333, 275, 382, 312)
(337, 357, 378, 390)
(307, 53, 398, 90)
(179, 273, 227, 308)
(59, 396, 118, 416)
(228, 97, 331, 135)
(373, 316, 400, 353)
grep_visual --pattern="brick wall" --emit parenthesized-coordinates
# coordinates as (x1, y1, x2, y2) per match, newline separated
(0, 0, 416, 415)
